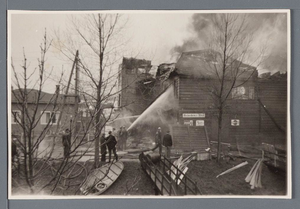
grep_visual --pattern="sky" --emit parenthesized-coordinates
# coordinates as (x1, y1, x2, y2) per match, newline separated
(9, 11, 289, 93)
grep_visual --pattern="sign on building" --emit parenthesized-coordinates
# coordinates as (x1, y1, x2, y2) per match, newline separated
(196, 120, 205, 126)
(231, 119, 240, 126)
(182, 113, 205, 118)
(184, 120, 193, 126)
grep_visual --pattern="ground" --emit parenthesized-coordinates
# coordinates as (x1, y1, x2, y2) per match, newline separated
(11, 157, 286, 196)
(187, 158, 286, 196)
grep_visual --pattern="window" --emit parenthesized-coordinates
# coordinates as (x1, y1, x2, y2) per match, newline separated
(232, 86, 255, 100)
(12, 110, 21, 124)
(41, 111, 60, 125)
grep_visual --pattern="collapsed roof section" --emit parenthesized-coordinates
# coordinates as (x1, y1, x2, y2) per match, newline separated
(258, 71, 287, 81)
(156, 49, 258, 81)
(156, 63, 177, 81)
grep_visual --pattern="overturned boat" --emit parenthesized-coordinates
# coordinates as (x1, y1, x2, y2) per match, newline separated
(80, 161, 124, 195)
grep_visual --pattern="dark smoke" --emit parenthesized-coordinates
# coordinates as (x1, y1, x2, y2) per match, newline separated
(171, 13, 288, 73)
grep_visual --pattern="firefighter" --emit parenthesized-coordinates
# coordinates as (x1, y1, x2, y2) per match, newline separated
(155, 127, 162, 155)
(104, 131, 118, 162)
(62, 129, 71, 158)
(163, 130, 173, 158)
(100, 133, 107, 162)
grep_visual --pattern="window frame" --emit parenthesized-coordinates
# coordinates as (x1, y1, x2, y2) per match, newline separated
(40, 111, 60, 125)
(12, 110, 21, 124)
(231, 86, 255, 100)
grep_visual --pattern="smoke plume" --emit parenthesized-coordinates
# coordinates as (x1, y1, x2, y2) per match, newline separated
(171, 13, 288, 73)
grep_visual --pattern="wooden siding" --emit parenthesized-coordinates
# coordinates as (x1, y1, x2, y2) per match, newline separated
(171, 125, 209, 152)
(178, 78, 212, 110)
(173, 77, 265, 148)
(258, 80, 287, 135)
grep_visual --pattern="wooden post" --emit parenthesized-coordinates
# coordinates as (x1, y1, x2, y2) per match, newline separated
(163, 158, 165, 174)
(56, 50, 78, 132)
(184, 177, 187, 195)
(73, 52, 80, 146)
(161, 175, 164, 194)
(155, 168, 157, 185)
(258, 87, 262, 133)
(176, 169, 179, 189)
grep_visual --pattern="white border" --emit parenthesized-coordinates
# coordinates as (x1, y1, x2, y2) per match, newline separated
(7, 9, 291, 200)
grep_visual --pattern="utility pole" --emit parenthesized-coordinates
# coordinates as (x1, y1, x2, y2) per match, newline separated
(54, 50, 78, 140)
(73, 51, 80, 145)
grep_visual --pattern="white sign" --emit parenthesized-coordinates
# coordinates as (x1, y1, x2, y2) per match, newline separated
(231, 119, 240, 126)
(196, 120, 205, 126)
(184, 120, 193, 126)
(182, 113, 205, 118)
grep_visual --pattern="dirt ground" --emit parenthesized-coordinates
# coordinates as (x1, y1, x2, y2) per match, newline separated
(11, 161, 155, 196)
(187, 158, 286, 196)
(11, 157, 286, 197)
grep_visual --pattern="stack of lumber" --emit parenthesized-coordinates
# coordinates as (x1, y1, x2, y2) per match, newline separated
(169, 154, 194, 184)
(245, 159, 263, 189)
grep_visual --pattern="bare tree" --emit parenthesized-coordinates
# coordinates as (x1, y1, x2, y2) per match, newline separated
(201, 14, 265, 161)
(11, 31, 101, 195)
(11, 30, 63, 192)
(52, 13, 130, 168)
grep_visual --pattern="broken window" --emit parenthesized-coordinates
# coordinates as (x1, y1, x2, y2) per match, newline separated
(232, 86, 255, 100)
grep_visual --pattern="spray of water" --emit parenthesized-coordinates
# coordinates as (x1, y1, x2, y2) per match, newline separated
(127, 85, 177, 131)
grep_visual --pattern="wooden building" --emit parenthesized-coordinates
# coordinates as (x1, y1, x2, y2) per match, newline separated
(156, 50, 287, 155)
(257, 72, 287, 149)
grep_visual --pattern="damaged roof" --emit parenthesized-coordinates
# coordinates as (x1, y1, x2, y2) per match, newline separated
(258, 71, 287, 81)
(156, 63, 176, 81)
(122, 57, 152, 72)
(175, 49, 258, 80)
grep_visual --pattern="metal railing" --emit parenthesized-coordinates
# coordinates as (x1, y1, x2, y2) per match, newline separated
(139, 153, 201, 195)
(140, 153, 175, 195)
(161, 156, 201, 195)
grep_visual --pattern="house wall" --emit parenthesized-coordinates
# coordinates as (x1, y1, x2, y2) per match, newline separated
(174, 77, 260, 149)
(11, 103, 75, 137)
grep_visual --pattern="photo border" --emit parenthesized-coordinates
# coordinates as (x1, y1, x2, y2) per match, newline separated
(3, 0, 300, 209)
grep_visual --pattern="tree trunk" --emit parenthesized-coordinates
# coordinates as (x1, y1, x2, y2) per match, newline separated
(94, 86, 102, 168)
(94, 103, 101, 168)
(217, 107, 223, 162)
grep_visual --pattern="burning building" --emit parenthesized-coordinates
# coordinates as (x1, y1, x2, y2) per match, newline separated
(118, 57, 162, 116)
(128, 49, 287, 156)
